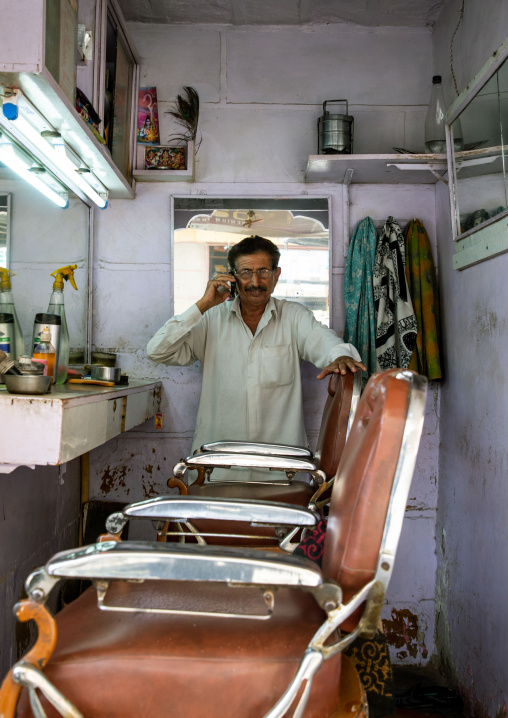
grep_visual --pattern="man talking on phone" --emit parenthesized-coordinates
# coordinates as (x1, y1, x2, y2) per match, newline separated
(147, 236, 366, 478)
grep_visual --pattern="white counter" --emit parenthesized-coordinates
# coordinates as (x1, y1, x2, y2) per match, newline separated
(0, 380, 161, 469)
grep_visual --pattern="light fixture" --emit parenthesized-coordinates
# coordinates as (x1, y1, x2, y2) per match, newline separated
(0, 132, 69, 209)
(0, 88, 108, 209)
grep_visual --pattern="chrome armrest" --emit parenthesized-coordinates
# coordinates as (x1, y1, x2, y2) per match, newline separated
(28, 542, 323, 594)
(185, 451, 317, 472)
(200, 441, 313, 459)
(106, 495, 319, 536)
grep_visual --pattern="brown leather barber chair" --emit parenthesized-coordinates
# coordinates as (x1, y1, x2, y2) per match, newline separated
(0, 369, 427, 718)
(159, 370, 362, 547)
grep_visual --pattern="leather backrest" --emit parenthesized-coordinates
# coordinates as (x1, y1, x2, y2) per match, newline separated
(314, 372, 355, 480)
(322, 370, 412, 613)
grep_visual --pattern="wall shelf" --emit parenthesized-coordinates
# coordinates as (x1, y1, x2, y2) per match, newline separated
(133, 141, 195, 182)
(305, 153, 448, 184)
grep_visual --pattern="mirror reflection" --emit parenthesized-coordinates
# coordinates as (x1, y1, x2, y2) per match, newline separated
(173, 198, 330, 325)
(0, 169, 89, 358)
(450, 54, 508, 237)
(0, 194, 9, 268)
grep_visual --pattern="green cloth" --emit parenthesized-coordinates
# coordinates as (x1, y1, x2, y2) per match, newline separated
(344, 217, 378, 377)
(404, 219, 442, 380)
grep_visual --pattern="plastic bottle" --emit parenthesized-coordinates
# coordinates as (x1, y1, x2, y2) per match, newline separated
(33, 327, 56, 379)
(47, 264, 78, 384)
(0, 269, 24, 359)
(425, 75, 464, 153)
(425, 76, 447, 153)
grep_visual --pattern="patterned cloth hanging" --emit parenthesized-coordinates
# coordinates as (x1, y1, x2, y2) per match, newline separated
(404, 219, 442, 380)
(373, 217, 417, 370)
(343, 217, 378, 377)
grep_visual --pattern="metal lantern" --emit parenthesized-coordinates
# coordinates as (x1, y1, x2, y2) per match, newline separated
(318, 99, 354, 154)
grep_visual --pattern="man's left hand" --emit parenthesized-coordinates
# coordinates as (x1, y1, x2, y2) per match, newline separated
(317, 355, 367, 380)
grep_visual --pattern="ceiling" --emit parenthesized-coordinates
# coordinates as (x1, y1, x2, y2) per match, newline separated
(117, 0, 449, 28)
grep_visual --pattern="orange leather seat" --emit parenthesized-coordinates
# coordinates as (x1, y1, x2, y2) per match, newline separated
(0, 369, 427, 718)
(17, 582, 343, 718)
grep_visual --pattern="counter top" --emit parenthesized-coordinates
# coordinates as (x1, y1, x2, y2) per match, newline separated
(0, 379, 162, 471)
(0, 379, 161, 405)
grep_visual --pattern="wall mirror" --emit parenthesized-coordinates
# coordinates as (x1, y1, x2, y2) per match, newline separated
(447, 35, 508, 268)
(0, 170, 89, 358)
(173, 197, 331, 325)
(0, 193, 10, 268)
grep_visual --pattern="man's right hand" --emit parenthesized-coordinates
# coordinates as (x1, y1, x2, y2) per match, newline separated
(196, 272, 236, 314)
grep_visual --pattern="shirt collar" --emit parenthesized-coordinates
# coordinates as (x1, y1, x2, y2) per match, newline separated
(229, 295, 278, 320)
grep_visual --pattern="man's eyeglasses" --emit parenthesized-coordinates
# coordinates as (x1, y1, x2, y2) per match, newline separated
(234, 268, 275, 280)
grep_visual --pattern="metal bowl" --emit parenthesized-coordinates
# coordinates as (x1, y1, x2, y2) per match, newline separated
(91, 365, 121, 383)
(4, 374, 52, 395)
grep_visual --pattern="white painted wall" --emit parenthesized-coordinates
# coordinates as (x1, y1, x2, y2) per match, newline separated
(88, 21, 440, 666)
(433, 1, 508, 713)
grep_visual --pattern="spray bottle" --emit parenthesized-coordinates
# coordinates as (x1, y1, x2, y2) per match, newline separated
(47, 264, 78, 384)
(0, 269, 24, 359)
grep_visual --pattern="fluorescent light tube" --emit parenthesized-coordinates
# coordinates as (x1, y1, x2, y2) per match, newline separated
(0, 135, 69, 209)
(1, 90, 108, 209)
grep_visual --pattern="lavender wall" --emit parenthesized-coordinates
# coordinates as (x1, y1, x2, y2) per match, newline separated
(0, 461, 81, 678)
(433, 1, 508, 713)
(88, 21, 440, 665)
(0, 178, 89, 679)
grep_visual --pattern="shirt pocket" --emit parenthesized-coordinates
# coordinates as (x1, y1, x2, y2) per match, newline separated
(260, 344, 294, 388)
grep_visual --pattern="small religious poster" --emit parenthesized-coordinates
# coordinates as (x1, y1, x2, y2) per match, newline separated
(137, 87, 160, 144)
(145, 146, 186, 170)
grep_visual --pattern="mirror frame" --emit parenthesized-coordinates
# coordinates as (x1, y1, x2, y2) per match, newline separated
(446, 34, 508, 269)
(0, 193, 11, 269)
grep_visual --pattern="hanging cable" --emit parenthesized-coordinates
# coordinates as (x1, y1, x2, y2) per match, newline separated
(450, 0, 465, 96)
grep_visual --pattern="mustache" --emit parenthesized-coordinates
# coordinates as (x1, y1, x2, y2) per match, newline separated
(245, 286, 267, 292)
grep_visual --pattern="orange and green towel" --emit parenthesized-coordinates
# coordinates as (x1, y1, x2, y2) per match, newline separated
(404, 219, 442, 380)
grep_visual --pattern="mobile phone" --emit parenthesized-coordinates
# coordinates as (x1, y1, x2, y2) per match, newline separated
(228, 267, 236, 299)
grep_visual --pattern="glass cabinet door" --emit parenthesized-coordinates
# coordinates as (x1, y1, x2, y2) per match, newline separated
(98, 0, 138, 183)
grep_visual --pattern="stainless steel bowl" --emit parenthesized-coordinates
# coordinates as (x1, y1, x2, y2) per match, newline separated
(4, 374, 52, 395)
(91, 365, 121, 383)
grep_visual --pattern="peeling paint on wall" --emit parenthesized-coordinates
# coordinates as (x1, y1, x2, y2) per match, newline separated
(99, 465, 130, 495)
(383, 608, 428, 661)
(142, 478, 159, 498)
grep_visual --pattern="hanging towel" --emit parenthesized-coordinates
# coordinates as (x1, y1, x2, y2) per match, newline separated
(404, 219, 442, 380)
(343, 217, 378, 377)
(373, 216, 417, 370)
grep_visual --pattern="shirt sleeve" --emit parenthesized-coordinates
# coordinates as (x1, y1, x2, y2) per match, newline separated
(292, 304, 362, 368)
(146, 304, 207, 366)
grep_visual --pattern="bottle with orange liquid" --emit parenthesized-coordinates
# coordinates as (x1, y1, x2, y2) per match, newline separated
(33, 327, 56, 380)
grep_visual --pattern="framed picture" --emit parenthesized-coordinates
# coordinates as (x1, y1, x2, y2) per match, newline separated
(137, 87, 160, 144)
(145, 146, 186, 170)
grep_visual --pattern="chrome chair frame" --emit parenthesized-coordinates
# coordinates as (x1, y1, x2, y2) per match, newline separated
(3, 371, 427, 718)
(172, 370, 363, 491)
(105, 495, 320, 551)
